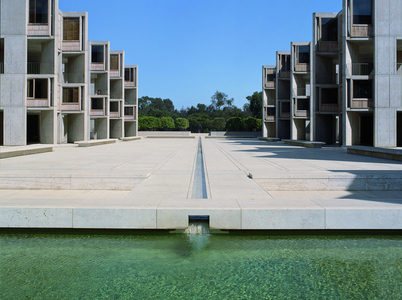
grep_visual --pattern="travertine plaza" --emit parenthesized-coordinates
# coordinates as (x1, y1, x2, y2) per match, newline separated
(263, 0, 402, 148)
(0, 0, 401, 230)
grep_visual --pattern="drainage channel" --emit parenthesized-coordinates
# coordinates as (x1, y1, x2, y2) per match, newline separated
(192, 139, 207, 199)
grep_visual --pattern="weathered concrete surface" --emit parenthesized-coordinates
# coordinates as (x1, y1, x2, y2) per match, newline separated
(1, 139, 401, 230)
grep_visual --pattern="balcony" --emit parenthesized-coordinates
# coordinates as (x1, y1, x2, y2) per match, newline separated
(350, 25, 373, 38)
(27, 24, 50, 36)
(28, 62, 41, 74)
(294, 99, 310, 118)
(318, 41, 338, 52)
(264, 107, 275, 122)
(318, 87, 339, 112)
(61, 87, 81, 111)
(110, 101, 120, 118)
(279, 101, 290, 118)
(27, 78, 50, 107)
(279, 70, 290, 78)
(294, 63, 310, 72)
(124, 106, 136, 120)
(346, 63, 373, 76)
(90, 98, 105, 116)
(350, 99, 373, 108)
(264, 81, 275, 88)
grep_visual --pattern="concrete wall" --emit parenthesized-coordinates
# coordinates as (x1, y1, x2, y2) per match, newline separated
(373, 0, 402, 147)
(0, 0, 28, 145)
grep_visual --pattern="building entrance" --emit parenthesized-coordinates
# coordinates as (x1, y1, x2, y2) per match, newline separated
(27, 114, 40, 144)
(360, 114, 373, 146)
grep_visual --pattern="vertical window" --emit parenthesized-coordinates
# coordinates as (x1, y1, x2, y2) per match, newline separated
(29, 0, 49, 24)
(298, 46, 310, 64)
(110, 54, 119, 71)
(0, 38, 4, 74)
(125, 68, 134, 82)
(63, 88, 79, 103)
(91, 45, 104, 63)
(27, 79, 48, 99)
(353, 0, 372, 24)
(63, 18, 80, 41)
(321, 18, 338, 41)
(353, 80, 373, 98)
(281, 55, 290, 71)
(110, 101, 119, 112)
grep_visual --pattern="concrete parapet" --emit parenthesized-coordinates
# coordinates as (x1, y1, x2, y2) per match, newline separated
(138, 131, 191, 136)
(283, 140, 326, 148)
(347, 146, 402, 162)
(259, 137, 281, 142)
(74, 139, 117, 147)
(0, 145, 53, 159)
(120, 136, 142, 141)
(146, 136, 196, 139)
(209, 131, 262, 138)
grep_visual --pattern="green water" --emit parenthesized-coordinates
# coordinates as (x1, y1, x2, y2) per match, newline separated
(1, 231, 402, 299)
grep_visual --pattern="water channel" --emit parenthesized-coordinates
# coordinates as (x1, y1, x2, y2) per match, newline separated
(1, 230, 401, 299)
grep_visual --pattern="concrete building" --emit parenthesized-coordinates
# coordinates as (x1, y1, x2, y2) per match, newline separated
(263, 0, 402, 148)
(0, 0, 138, 146)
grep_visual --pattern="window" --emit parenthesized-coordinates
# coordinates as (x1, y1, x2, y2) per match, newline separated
(63, 18, 79, 41)
(91, 45, 104, 63)
(27, 79, 48, 99)
(29, 0, 48, 24)
(321, 88, 338, 104)
(91, 98, 103, 110)
(110, 101, 119, 112)
(281, 55, 290, 71)
(298, 46, 310, 64)
(125, 68, 134, 82)
(124, 107, 134, 116)
(266, 70, 275, 82)
(282, 102, 290, 113)
(110, 54, 119, 71)
(353, 0, 372, 24)
(63, 87, 79, 103)
(0, 38, 4, 74)
(321, 18, 338, 42)
(297, 99, 310, 111)
(353, 80, 372, 99)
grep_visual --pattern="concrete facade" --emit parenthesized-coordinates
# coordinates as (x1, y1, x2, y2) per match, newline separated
(0, 0, 138, 146)
(263, 0, 402, 148)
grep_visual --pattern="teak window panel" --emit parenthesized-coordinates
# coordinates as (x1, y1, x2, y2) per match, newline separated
(125, 68, 135, 82)
(63, 18, 80, 41)
(29, 0, 49, 24)
(110, 54, 119, 71)
(27, 78, 48, 99)
(63, 87, 79, 103)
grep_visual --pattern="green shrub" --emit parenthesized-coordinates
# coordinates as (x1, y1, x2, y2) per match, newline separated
(138, 116, 160, 131)
(160, 117, 175, 131)
(244, 117, 259, 132)
(213, 117, 226, 131)
(226, 117, 245, 131)
(175, 118, 189, 131)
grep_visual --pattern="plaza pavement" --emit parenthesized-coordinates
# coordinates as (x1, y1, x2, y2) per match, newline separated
(0, 137, 401, 230)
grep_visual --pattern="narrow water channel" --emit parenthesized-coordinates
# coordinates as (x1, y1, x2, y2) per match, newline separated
(192, 139, 207, 199)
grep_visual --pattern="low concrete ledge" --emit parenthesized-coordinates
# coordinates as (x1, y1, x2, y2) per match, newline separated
(0, 145, 53, 159)
(283, 140, 326, 148)
(205, 136, 255, 139)
(347, 146, 402, 162)
(139, 131, 191, 137)
(259, 137, 280, 142)
(146, 136, 196, 139)
(74, 139, 117, 147)
(120, 136, 142, 142)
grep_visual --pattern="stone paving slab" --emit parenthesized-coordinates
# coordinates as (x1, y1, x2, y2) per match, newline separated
(1, 139, 402, 230)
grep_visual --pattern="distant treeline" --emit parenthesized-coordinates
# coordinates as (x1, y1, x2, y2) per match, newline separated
(139, 91, 262, 133)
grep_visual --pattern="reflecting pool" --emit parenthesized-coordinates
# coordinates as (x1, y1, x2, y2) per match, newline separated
(1, 230, 401, 299)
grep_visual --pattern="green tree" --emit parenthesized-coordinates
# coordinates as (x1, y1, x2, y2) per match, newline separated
(175, 118, 189, 131)
(226, 117, 245, 132)
(245, 91, 262, 118)
(160, 117, 175, 131)
(187, 113, 213, 133)
(138, 116, 161, 131)
(211, 91, 234, 111)
(244, 117, 260, 131)
(213, 117, 226, 131)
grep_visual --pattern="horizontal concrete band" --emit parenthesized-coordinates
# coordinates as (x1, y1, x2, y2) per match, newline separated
(347, 146, 402, 162)
(0, 146, 53, 159)
(1, 198, 401, 230)
(283, 140, 326, 148)
(146, 136, 196, 139)
(74, 139, 118, 147)
(259, 137, 281, 142)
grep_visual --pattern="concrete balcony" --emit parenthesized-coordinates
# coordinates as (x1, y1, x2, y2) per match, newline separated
(62, 41, 81, 52)
(28, 62, 41, 74)
(350, 99, 373, 109)
(90, 63, 105, 71)
(294, 63, 310, 72)
(27, 24, 50, 36)
(124, 106, 136, 120)
(90, 98, 105, 116)
(27, 99, 50, 107)
(110, 70, 120, 78)
(346, 63, 374, 76)
(279, 70, 290, 78)
(109, 101, 120, 118)
(350, 25, 373, 38)
(264, 81, 275, 88)
(318, 41, 338, 52)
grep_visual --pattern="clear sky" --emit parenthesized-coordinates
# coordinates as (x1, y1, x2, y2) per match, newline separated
(59, 0, 342, 110)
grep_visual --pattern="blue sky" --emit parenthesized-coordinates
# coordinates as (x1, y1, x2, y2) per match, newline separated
(59, 0, 342, 110)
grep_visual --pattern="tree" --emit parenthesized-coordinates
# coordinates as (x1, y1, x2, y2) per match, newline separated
(226, 117, 245, 132)
(244, 117, 259, 132)
(175, 118, 189, 131)
(138, 116, 160, 131)
(211, 91, 234, 111)
(213, 117, 226, 131)
(245, 91, 262, 118)
(160, 117, 175, 131)
(187, 113, 213, 133)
